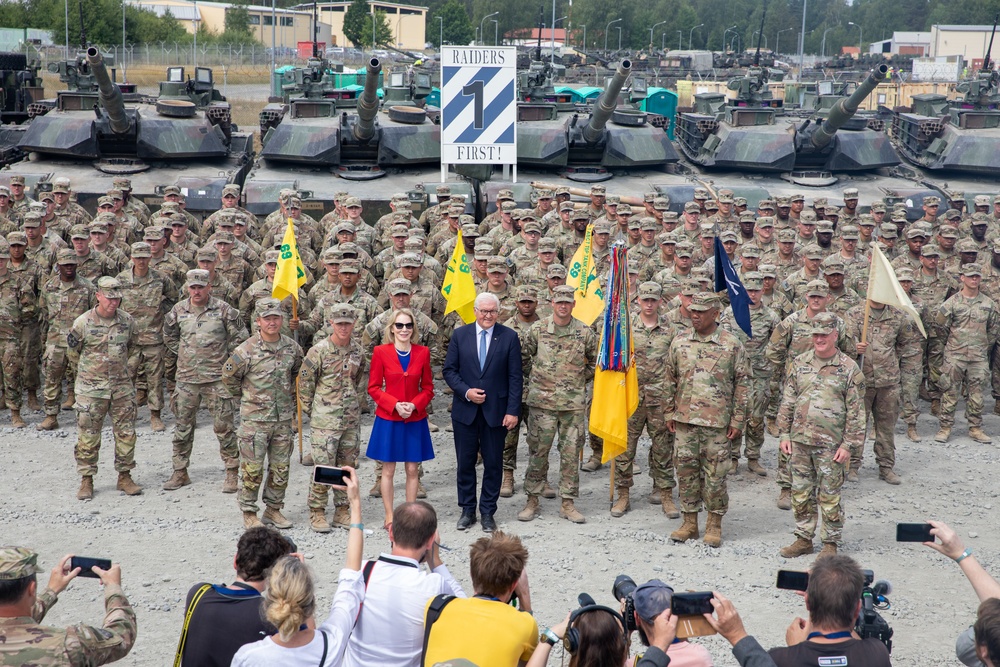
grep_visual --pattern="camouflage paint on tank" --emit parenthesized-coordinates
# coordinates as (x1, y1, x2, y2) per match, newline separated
(19, 115, 100, 157)
(260, 118, 341, 165)
(378, 121, 441, 164)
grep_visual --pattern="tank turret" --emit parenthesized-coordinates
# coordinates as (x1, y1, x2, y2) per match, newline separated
(352, 58, 382, 142)
(583, 60, 631, 144)
(804, 64, 887, 150)
(87, 48, 131, 135)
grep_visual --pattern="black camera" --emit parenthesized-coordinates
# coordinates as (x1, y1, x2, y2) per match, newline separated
(612, 574, 638, 632)
(855, 569, 893, 654)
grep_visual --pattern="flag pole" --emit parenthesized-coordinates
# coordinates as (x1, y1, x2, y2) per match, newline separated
(293, 296, 303, 464)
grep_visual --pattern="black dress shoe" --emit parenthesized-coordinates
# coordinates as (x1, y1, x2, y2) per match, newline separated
(481, 514, 497, 533)
(457, 511, 477, 531)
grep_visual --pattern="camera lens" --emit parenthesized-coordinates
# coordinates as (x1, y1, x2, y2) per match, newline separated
(612, 574, 637, 602)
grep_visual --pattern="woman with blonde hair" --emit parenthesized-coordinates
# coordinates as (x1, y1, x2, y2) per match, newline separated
(232, 467, 365, 666)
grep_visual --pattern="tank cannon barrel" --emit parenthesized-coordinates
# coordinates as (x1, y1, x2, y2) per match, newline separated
(86, 47, 130, 134)
(583, 59, 631, 144)
(354, 57, 382, 142)
(809, 64, 887, 150)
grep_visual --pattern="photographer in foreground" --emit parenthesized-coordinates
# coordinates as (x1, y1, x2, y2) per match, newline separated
(769, 555, 891, 666)
(0, 548, 137, 665)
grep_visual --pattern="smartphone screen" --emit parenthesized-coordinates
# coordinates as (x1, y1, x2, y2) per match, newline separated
(671, 592, 714, 616)
(776, 570, 810, 591)
(896, 522, 934, 542)
(313, 465, 350, 486)
(70, 556, 112, 578)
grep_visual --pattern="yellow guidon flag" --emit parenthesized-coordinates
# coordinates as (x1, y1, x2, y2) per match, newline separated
(566, 224, 606, 325)
(867, 244, 927, 337)
(272, 217, 307, 302)
(441, 229, 477, 324)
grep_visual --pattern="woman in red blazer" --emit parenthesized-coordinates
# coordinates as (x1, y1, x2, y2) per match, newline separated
(367, 308, 435, 528)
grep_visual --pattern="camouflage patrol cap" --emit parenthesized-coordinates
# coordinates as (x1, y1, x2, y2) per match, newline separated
(264, 250, 280, 264)
(653, 197, 671, 211)
(389, 224, 410, 238)
(699, 223, 715, 239)
(974, 194, 992, 207)
(805, 279, 829, 297)
(734, 197, 748, 207)
(756, 216, 774, 228)
(501, 201, 517, 212)
(164, 185, 182, 196)
(738, 211, 757, 223)
(842, 187, 859, 200)
(326, 303, 356, 324)
(70, 224, 89, 240)
(56, 248, 78, 265)
(52, 182, 70, 195)
(551, 284, 576, 302)
(720, 230, 738, 243)
(938, 225, 959, 239)
(515, 285, 539, 302)
(391, 193, 407, 202)
(942, 208, 962, 220)
(657, 232, 676, 245)
(679, 279, 700, 296)
(0, 185, 9, 196)
(840, 224, 859, 240)
(496, 188, 515, 200)
(547, 263, 567, 278)
(972, 212, 992, 224)
(321, 247, 342, 264)
(718, 189, 735, 204)
(474, 238, 493, 260)
(811, 311, 838, 335)
(459, 214, 475, 227)
(777, 229, 797, 243)
(682, 201, 699, 213)
(590, 184, 606, 195)
(535, 189, 553, 199)
(802, 244, 824, 260)
(197, 246, 218, 262)
(627, 257, 641, 274)
(143, 226, 165, 241)
(287, 196, 302, 208)
(94, 211, 118, 226)
(460, 224, 480, 238)
(555, 186, 571, 197)
(961, 263, 983, 277)
(693, 187, 710, 200)
(215, 231, 235, 245)
(640, 217, 658, 232)
(913, 220, 933, 236)
(221, 184, 240, 198)
(606, 195, 621, 206)
(662, 211, 679, 222)
(388, 212, 411, 227)
(0, 546, 40, 580)
(571, 209, 591, 221)
(890, 211, 908, 223)
(880, 223, 898, 239)
(487, 257, 509, 273)
(759, 263, 777, 278)
(816, 220, 834, 234)
(105, 189, 124, 201)
(869, 201, 887, 212)
(896, 267, 915, 281)
(758, 199, 775, 210)
(522, 220, 542, 234)
(332, 223, 356, 239)
(703, 200, 719, 212)
(858, 215, 876, 227)
(826, 208, 843, 219)
(812, 197, 828, 208)
(905, 227, 928, 240)
(955, 239, 979, 253)
(398, 252, 423, 268)
(740, 244, 761, 258)
(38, 191, 54, 203)
(338, 258, 361, 274)
(333, 190, 351, 202)
(742, 270, 764, 288)
(638, 281, 662, 300)
(8, 175, 24, 185)
(434, 184, 451, 196)
(674, 241, 694, 257)
(799, 210, 818, 224)
(538, 237, 558, 252)
(256, 297, 283, 318)
(0, 245, 9, 259)
(97, 195, 115, 208)
(923, 195, 940, 206)
(130, 241, 151, 258)
(775, 196, 790, 207)
(97, 276, 123, 298)
(447, 205, 464, 218)
(7, 231, 26, 246)
(88, 222, 108, 235)
(388, 278, 414, 295)
(403, 237, 425, 251)
(892, 202, 908, 212)
(644, 191, 657, 203)
(821, 256, 845, 274)
(559, 201, 575, 212)
(617, 203, 633, 216)
(627, 217, 641, 231)
(338, 242, 360, 256)
(216, 210, 237, 226)
(688, 292, 721, 311)
(396, 201, 413, 211)
(593, 221, 613, 235)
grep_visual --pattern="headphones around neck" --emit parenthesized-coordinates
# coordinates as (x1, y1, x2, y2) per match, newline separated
(563, 594, 627, 654)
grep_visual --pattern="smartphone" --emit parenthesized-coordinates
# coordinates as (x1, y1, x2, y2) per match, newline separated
(671, 592, 715, 616)
(70, 556, 112, 578)
(776, 570, 810, 591)
(312, 465, 351, 486)
(896, 522, 934, 542)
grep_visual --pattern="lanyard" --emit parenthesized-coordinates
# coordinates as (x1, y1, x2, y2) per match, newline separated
(808, 631, 853, 640)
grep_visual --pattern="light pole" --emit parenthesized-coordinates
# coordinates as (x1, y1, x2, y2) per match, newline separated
(552, 15, 566, 64)
(798, 0, 807, 74)
(676, 30, 681, 49)
(689, 23, 703, 50)
(777, 27, 792, 56)
(436, 15, 443, 47)
(492, 19, 498, 45)
(616, 26, 622, 51)
(751, 31, 767, 49)
(820, 26, 833, 58)
(650, 20, 667, 51)
(604, 17, 621, 52)
(480, 11, 498, 47)
(580, 24, 586, 49)
(723, 25, 736, 51)
(848, 21, 863, 53)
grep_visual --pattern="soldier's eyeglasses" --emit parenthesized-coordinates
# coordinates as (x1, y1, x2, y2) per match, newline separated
(394, 322, 414, 330)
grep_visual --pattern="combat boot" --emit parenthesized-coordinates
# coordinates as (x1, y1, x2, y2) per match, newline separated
(416, 481, 428, 499)
(879, 468, 901, 485)
(369, 479, 382, 497)
(969, 427, 993, 444)
(428, 422, 439, 433)
(149, 410, 165, 432)
(661, 492, 680, 519)
(243, 511, 262, 529)
(747, 460, 768, 477)
(10, 409, 25, 429)
(301, 452, 314, 466)
(26, 391, 40, 412)
(310, 509, 331, 533)
(818, 543, 838, 558)
(934, 426, 951, 443)
(77, 476, 93, 500)
(162, 469, 191, 491)
(518, 495, 540, 521)
(610, 488, 630, 517)
(61, 388, 75, 411)
(647, 488, 662, 504)
(728, 458, 740, 476)
(846, 469, 859, 483)
(669, 512, 699, 542)
(36, 414, 58, 431)
(499, 470, 514, 498)
(262, 507, 292, 529)
(136, 389, 147, 407)
(779, 537, 814, 558)
(541, 481, 557, 499)
(116, 473, 143, 496)
(559, 499, 586, 524)
(907, 424, 922, 442)
(331, 505, 351, 529)
(776, 488, 792, 510)
(995, 401, 1000, 416)
(580, 455, 602, 472)
(222, 469, 238, 494)
(930, 399, 941, 416)
(766, 417, 778, 437)
(703, 513, 723, 548)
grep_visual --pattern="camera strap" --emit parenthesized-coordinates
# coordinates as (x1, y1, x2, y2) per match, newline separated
(173, 584, 212, 667)
(419, 594, 457, 667)
(807, 631, 853, 640)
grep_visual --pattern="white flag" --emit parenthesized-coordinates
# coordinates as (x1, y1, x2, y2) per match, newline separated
(866, 244, 926, 338)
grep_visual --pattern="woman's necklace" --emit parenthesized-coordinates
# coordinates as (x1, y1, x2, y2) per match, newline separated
(395, 346, 411, 356)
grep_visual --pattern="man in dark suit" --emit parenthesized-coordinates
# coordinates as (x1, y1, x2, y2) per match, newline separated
(444, 293, 523, 532)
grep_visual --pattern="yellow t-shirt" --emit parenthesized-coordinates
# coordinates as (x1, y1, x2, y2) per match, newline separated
(422, 596, 539, 667)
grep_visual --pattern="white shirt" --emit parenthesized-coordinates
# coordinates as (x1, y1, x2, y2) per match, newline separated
(232, 569, 364, 667)
(343, 554, 467, 667)
(474, 322, 495, 359)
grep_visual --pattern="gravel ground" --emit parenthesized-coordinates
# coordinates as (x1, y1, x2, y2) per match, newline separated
(2, 391, 998, 666)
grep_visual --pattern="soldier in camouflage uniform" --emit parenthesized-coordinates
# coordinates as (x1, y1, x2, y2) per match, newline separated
(518, 285, 598, 524)
(67, 277, 141, 500)
(934, 263, 1000, 444)
(778, 312, 866, 558)
(612, 282, 678, 519)
(914, 244, 958, 415)
(223, 297, 304, 530)
(0, 243, 35, 427)
(500, 285, 543, 498)
(0, 547, 137, 666)
(163, 269, 247, 494)
(299, 303, 367, 533)
(664, 292, 749, 548)
(37, 249, 96, 430)
(6, 231, 43, 412)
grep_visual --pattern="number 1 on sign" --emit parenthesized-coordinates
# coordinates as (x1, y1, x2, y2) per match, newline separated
(462, 80, 485, 130)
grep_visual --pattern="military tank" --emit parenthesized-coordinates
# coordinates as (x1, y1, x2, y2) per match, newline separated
(0, 52, 44, 166)
(0, 47, 253, 216)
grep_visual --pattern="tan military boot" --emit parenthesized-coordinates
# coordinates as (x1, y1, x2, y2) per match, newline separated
(703, 513, 723, 548)
(331, 505, 351, 529)
(77, 476, 93, 500)
(369, 479, 382, 497)
(661, 492, 681, 519)
(907, 424, 922, 442)
(747, 460, 768, 477)
(766, 417, 779, 437)
(934, 426, 951, 443)
(776, 488, 792, 510)
(262, 507, 293, 529)
(243, 511, 262, 529)
(427, 421, 439, 433)
(969, 427, 993, 444)
(610, 488, 630, 517)
(647, 488, 662, 504)
(580, 455, 602, 472)
(541, 481, 557, 499)
(518, 495, 540, 521)
(61, 388, 75, 411)
(301, 452, 314, 466)
(818, 543, 838, 558)
(116, 472, 143, 496)
(136, 389, 147, 407)
(162, 469, 192, 491)
(36, 414, 58, 431)
(995, 401, 1000, 416)
(310, 509, 331, 533)
(930, 399, 941, 416)
(150, 410, 165, 432)
(416, 481, 428, 499)
(559, 499, 586, 524)
(879, 468, 902, 485)
(670, 512, 699, 542)
(10, 409, 25, 428)
(499, 470, 514, 498)
(728, 458, 740, 476)
(846, 469, 859, 483)
(779, 537, 814, 558)
(26, 391, 40, 412)
(222, 468, 238, 494)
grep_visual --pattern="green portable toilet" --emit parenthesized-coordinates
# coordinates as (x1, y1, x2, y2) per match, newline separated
(427, 87, 441, 108)
(641, 87, 678, 140)
(555, 86, 602, 104)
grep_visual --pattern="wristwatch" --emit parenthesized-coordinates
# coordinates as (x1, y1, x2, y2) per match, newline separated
(540, 627, 561, 646)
